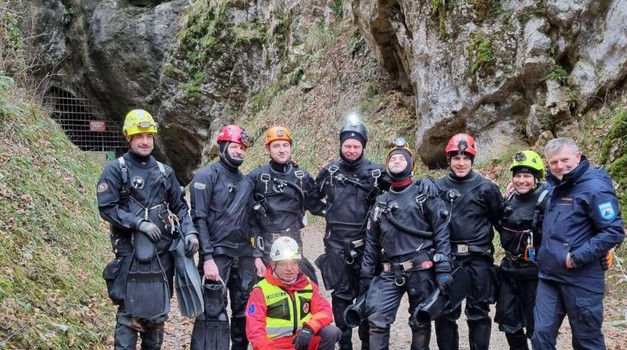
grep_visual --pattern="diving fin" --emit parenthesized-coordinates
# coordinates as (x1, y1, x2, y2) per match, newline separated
(172, 238, 204, 318)
(125, 256, 170, 319)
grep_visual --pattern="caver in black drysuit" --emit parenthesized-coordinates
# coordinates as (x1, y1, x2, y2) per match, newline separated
(315, 158, 388, 350)
(495, 183, 548, 350)
(434, 170, 503, 350)
(189, 159, 257, 350)
(248, 160, 324, 283)
(98, 150, 196, 350)
(360, 181, 452, 350)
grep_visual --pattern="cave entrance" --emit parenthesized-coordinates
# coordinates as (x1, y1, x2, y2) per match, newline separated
(42, 80, 127, 164)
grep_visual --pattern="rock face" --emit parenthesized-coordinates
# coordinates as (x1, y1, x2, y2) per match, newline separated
(351, 0, 627, 166)
(28, 0, 627, 178)
(30, 0, 332, 183)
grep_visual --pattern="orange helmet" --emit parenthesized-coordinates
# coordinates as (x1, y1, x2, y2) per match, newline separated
(445, 133, 477, 156)
(217, 125, 250, 148)
(265, 126, 292, 146)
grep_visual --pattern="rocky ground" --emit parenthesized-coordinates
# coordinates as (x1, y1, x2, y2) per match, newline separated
(161, 223, 627, 349)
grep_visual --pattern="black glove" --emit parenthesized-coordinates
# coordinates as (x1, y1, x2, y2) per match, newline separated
(416, 176, 439, 198)
(292, 326, 313, 350)
(436, 273, 453, 295)
(184, 234, 199, 256)
(359, 277, 372, 296)
(138, 221, 161, 242)
(600, 254, 609, 271)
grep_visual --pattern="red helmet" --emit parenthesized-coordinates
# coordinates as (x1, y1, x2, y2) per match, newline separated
(445, 133, 477, 156)
(217, 125, 250, 148)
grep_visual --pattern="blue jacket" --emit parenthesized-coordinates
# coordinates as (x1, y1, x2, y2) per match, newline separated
(538, 157, 624, 292)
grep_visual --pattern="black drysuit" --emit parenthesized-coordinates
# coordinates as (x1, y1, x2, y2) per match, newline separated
(190, 160, 257, 350)
(315, 158, 388, 349)
(434, 171, 503, 350)
(495, 183, 547, 350)
(361, 182, 452, 350)
(248, 161, 324, 282)
(97, 151, 196, 350)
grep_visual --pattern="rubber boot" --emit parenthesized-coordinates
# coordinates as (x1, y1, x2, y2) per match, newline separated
(468, 318, 492, 350)
(114, 323, 138, 350)
(410, 322, 431, 350)
(339, 329, 353, 350)
(332, 297, 353, 350)
(140, 323, 164, 350)
(230, 316, 249, 350)
(369, 324, 390, 350)
(435, 317, 459, 350)
(505, 329, 529, 350)
(358, 319, 370, 350)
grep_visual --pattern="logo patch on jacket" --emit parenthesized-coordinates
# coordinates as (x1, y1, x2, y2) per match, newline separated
(131, 176, 144, 189)
(97, 182, 109, 193)
(247, 303, 255, 314)
(598, 202, 616, 220)
(194, 182, 206, 190)
(302, 302, 310, 314)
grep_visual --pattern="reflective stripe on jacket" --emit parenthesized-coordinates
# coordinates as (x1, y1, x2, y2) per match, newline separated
(255, 278, 313, 339)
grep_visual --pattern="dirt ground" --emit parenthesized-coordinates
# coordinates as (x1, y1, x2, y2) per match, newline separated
(162, 223, 627, 349)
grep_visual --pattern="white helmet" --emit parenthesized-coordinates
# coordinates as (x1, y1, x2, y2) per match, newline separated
(270, 237, 302, 262)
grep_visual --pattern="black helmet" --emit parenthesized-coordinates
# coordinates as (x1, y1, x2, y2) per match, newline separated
(340, 120, 368, 148)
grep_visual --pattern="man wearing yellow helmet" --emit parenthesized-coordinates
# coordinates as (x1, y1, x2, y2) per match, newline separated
(97, 109, 198, 349)
(494, 150, 548, 350)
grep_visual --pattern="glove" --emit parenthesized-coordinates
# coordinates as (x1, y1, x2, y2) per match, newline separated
(184, 234, 199, 256)
(436, 273, 453, 295)
(138, 221, 161, 242)
(359, 277, 372, 296)
(292, 326, 313, 350)
(416, 177, 439, 198)
(600, 254, 609, 271)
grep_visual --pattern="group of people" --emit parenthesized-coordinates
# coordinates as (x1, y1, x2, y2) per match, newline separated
(97, 109, 624, 350)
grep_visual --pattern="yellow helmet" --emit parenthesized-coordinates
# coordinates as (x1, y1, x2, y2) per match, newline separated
(510, 150, 545, 178)
(123, 109, 158, 136)
(265, 126, 292, 146)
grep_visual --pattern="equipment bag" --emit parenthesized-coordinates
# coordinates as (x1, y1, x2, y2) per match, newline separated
(102, 255, 131, 305)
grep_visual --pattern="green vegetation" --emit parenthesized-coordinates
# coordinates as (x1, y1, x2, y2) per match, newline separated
(518, 0, 548, 23)
(62, 7, 74, 25)
(175, 0, 229, 95)
(304, 22, 334, 57)
(330, 0, 344, 18)
(468, 0, 493, 22)
(546, 64, 569, 85)
(599, 108, 627, 210)
(431, 0, 449, 36)
(348, 33, 364, 56)
(1, 2, 26, 78)
(0, 82, 113, 348)
(468, 33, 496, 75)
(232, 19, 267, 46)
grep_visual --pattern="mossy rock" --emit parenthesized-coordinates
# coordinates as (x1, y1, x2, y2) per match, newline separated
(600, 108, 627, 210)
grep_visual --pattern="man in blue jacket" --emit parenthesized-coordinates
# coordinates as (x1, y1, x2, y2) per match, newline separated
(533, 137, 624, 350)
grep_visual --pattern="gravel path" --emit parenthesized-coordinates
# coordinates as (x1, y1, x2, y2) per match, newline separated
(160, 222, 626, 349)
